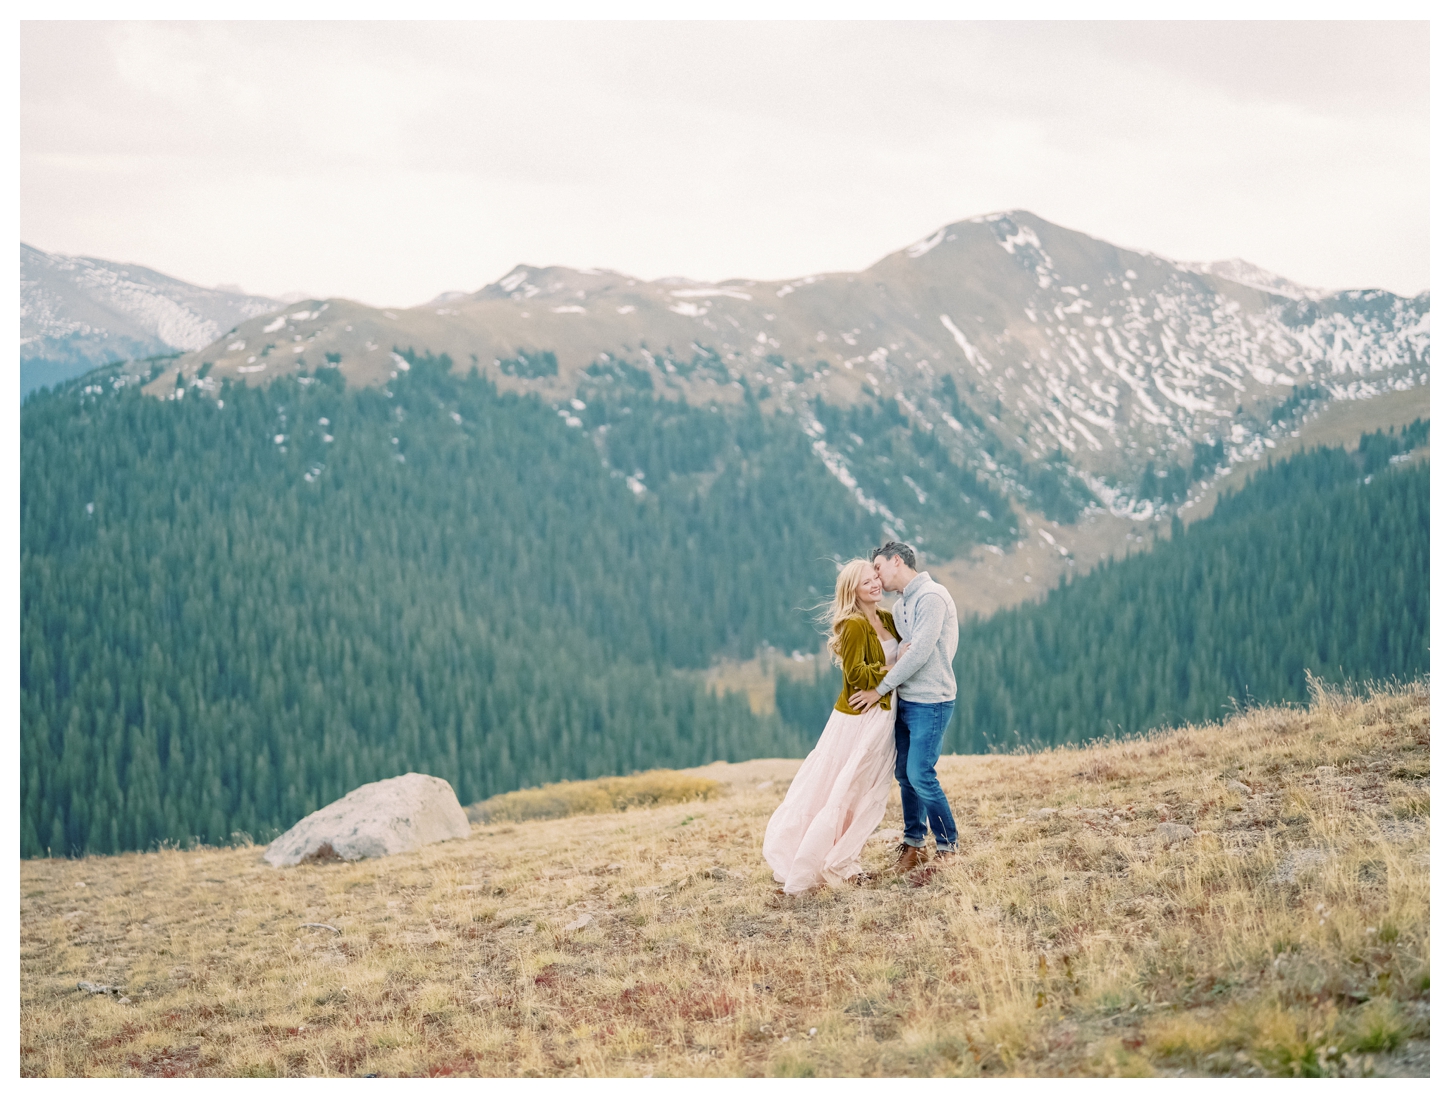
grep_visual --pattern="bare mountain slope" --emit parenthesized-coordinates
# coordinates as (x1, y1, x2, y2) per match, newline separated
(20, 243, 279, 394)
(1182, 257, 1325, 300)
(155, 211, 1429, 520)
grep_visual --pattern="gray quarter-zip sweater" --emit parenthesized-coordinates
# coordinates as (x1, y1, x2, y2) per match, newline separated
(876, 571, 959, 703)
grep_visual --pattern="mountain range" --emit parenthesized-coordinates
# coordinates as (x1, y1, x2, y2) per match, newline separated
(133, 210, 1429, 522)
(21, 212, 1430, 531)
(20, 243, 279, 395)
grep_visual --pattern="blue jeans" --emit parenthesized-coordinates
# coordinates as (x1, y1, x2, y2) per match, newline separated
(895, 698, 958, 852)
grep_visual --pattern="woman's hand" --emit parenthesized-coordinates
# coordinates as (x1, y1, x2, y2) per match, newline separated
(848, 687, 882, 711)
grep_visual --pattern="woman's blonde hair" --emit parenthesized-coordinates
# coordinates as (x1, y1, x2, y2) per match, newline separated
(819, 558, 879, 666)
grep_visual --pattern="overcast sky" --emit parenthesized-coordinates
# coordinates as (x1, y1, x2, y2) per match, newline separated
(19, 20, 1430, 306)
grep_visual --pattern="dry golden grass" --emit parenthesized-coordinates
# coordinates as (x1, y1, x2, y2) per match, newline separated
(20, 679, 1429, 1077)
(466, 771, 721, 825)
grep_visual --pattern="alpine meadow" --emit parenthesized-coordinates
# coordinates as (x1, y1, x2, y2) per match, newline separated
(17, 17, 1436, 1078)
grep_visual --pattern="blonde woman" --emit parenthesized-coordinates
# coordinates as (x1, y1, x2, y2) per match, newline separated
(762, 559, 904, 893)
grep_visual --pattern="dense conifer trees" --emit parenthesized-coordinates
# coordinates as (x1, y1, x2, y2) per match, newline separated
(19, 350, 1429, 857)
(21, 358, 883, 855)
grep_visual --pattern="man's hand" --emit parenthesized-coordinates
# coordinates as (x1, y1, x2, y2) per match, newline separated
(849, 688, 882, 712)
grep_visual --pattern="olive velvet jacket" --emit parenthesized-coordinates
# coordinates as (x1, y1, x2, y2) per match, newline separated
(832, 610, 902, 715)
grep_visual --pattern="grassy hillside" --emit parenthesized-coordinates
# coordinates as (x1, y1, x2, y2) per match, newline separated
(20, 680, 1428, 1077)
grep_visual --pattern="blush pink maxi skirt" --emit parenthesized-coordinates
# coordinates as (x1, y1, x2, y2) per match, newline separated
(762, 698, 897, 893)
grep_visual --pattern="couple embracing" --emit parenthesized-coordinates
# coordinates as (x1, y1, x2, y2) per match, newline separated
(763, 540, 960, 893)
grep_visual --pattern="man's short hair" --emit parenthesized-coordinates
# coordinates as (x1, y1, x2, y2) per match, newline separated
(871, 540, 916, 570)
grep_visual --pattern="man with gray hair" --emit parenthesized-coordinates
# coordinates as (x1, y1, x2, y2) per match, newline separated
(848, 539, 960, 878)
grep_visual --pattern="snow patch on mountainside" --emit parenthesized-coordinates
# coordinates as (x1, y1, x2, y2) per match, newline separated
(907, 228, 946, 258)
(809, 438, 904, 537)
(671, 288, 753, 301)
(940, 314, 988, 370)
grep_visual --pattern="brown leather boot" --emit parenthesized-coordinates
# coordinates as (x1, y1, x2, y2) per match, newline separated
(906, 849, 953, 885)
(891, 843, 928, 874)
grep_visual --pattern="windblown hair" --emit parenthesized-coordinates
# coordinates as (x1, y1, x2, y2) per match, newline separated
(819, 558, 879, 667)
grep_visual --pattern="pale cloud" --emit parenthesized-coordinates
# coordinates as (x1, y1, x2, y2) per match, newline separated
(20, 21, 1429, 306)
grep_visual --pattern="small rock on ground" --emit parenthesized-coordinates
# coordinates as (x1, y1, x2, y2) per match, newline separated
(1268, 848, 1329, 884)
(1156, 822, 1196, 844)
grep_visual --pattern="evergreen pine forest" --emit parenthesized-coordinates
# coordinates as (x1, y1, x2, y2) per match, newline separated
(20, 349, 1429, 857)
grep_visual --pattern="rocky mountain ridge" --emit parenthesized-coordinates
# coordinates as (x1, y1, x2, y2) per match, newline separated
(20, 243, 279, 394)
(91, 212, 1435, 521)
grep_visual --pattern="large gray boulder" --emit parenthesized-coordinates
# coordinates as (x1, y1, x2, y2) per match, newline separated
(263, 772, 471, 867)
